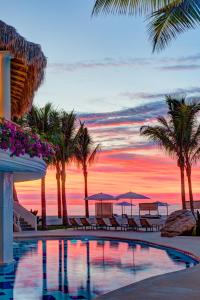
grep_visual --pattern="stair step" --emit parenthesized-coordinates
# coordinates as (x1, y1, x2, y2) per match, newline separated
(19, 218, 34, 231)
(14, 203, 36, 232)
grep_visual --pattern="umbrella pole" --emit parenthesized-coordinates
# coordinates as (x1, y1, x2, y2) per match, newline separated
(131, 199, 133, 218)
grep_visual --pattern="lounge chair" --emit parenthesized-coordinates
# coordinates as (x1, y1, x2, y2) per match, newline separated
(122, 213, 128, 218)
(80, 218, 95, 230)
(140, 218, 154, 231)
(96, 217, 110, 230)
(69, 218, 82, 230)
(127, 218, 140, 231)
(109, 217, 127, 231)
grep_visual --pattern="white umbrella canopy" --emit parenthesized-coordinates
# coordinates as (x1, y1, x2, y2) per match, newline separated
(116, 192, 150, 217)
(116, 192, 150, 200)
(85, 193, 115, 201)
(85, 193, 115, 217)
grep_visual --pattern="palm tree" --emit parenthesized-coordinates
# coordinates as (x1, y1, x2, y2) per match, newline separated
(74, 123, 100, 217)
(140, 96, 188, 209)
(92, 1, 200, 52)
(49, 111, 62, 219)
(55, 153, 62, 219)
(178, 102, 200, 212)
(26, 103, 57, 229)
(166, 98, 200, 212)
(58, 111, 77, 226)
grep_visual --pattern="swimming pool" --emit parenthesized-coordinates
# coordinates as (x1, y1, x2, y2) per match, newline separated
(0, 237, 198, 300)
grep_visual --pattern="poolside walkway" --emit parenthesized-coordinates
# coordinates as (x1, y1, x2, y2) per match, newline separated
(14, 230, 200, 300)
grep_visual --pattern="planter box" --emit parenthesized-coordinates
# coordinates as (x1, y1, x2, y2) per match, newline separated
(0, 149, 47, 182)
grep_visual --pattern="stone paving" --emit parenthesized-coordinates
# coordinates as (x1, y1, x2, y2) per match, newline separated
(14, 229, 200, 300)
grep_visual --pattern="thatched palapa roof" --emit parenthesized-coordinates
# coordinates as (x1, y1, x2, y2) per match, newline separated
(0, 20, 47, 117)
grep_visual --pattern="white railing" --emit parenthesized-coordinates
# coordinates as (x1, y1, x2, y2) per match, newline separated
(13, 212, 22, 232)
(14, 202, 37, 230)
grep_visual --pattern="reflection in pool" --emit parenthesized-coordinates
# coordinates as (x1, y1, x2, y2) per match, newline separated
(0, 238, 198, 299)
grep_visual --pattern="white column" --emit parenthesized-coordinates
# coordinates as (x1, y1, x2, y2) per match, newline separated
(0, 51, 12, 120)
(0, 51, 13, 265)
(0, 172, 13, 264)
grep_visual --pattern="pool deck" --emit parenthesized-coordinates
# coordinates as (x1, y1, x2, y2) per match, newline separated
(14, 230, 200, 300)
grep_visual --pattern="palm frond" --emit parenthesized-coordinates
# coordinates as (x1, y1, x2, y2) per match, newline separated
(157, 116, 173, 134)
(58, 111, 77, 163)
(140, 125, 177, 156)
(148, 0, 200, 52)
(88, 144, 101, 166)
(191, 146, 200, 163)
(74, 122, 100, 169)
(92, 0, 174, 16)
(187, 124, 200, 161)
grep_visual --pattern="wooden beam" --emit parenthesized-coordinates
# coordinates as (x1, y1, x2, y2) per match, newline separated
(11, 85, 23, 93)
(11, 91, 21, 98)
(11, 74, 26, 83)
(11, 79, 24, 88)
(11, 95, 22, 102)
(11, 59, 28, 71)
(11, 69, 27, 78)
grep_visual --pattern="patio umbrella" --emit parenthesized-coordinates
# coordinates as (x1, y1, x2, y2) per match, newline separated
(116, 192, 150, 217)
(85, 193, 115, 217)
(153, 201, 169, 216)
(115, 201, 135, 217)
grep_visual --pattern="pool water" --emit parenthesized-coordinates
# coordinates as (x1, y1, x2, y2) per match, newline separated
(0, 238, 198, 300)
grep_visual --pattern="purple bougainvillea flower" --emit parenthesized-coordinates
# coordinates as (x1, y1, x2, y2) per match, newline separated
(0, 120, 55, 161)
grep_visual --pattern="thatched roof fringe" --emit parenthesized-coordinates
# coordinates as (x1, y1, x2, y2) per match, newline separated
(0, 20, 47, 117)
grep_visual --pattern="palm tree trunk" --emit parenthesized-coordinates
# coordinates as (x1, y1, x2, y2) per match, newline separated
(61, 159, 68, 226)
(41, 176, 47, 230)
(56, 161, 62, 218)
(13, 183, 19, 202)
(84, 167, 89, 218)
(180, 165, 186, 209)
(186, 164, 194, 212)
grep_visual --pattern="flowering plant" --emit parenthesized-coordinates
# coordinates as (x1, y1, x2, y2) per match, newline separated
(0, 120, 55, 162)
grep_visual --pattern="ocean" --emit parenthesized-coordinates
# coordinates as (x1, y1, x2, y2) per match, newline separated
(22, 203, 181, 218)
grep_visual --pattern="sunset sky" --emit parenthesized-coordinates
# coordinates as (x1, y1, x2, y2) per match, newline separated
(3, 1, 200, 214)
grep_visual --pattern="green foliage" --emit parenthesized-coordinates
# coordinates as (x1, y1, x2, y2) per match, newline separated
(92, 0, 200, 51)
(140, 96, 200, 167)
(92, 0, 172, 16)
(74, 122, 100, 169)
(23, 102, 99, 221)
(58, 111, 77, 163)
(140, 96, 185, 165)
(140, 96, 200, 210)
